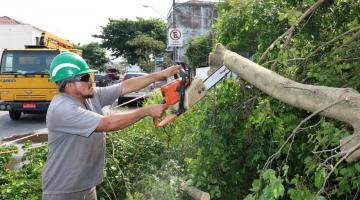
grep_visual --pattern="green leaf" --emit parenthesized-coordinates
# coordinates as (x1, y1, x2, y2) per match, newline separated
(244, 194, 256, 200)
(355, 163, 360, 172)
(315, 168, 326, 189)
(250, 179, 260, 192)
(282, 165, 289, 177)
(287, 9, 302, 25)
(273, 179, 285, 198)
(278, 13, 287, 21)
(316, 195, 327, 200)
(262, 169, 276, 181)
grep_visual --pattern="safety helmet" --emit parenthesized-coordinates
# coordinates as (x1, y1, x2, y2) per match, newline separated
(49, 52, 97, 82)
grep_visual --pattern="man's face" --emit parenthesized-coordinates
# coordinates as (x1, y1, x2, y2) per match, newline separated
(71, 74, 95, 98)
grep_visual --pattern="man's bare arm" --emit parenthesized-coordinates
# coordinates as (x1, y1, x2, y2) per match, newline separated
(95, 104, 167, 132)
(120, 65, 181, 96)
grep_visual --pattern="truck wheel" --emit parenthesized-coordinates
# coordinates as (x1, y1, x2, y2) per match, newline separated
(9, 111, 21, 120)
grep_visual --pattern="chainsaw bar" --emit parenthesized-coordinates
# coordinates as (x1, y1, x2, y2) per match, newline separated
(203, 65, 230, 90)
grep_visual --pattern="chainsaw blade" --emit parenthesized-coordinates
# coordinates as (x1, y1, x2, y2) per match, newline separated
(203, 65, 230, 90)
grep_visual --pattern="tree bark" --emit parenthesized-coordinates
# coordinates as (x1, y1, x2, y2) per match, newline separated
(209, 44, 360, 162)
(181, 182, 210, 200)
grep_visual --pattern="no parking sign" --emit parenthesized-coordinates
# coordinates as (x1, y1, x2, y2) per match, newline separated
(168, 28, 183, 47)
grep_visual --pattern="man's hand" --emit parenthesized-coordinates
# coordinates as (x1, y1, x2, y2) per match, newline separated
(146, 104, 168, 118)
(161, 65, 182, 79)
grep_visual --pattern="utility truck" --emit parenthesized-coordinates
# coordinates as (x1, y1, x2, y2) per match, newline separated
(0, 32, 81, 120)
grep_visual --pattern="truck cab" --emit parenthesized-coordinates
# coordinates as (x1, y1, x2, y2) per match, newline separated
(0, 32, 80, 120)
(0, 49, 60, 119)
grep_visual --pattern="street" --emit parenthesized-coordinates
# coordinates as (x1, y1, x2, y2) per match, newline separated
(0, 101, 137, 139)
(0, 111, 46, 138)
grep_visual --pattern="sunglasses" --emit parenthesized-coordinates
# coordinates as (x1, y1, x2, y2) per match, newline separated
(73, 74, 91, 82)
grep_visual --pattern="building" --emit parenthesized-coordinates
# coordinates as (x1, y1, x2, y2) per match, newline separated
(167, 0, 217, 62)
(0, 16, 44, 57)
(126, 64, 142, 72)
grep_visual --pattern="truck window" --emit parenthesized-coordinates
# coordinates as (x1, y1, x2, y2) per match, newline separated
(3, 53, 14, 72)
(0, 51, 59, 74)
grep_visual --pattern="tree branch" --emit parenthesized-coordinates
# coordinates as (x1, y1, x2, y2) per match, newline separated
(305, 26, 360, 60)
(353, 189, 359, 200)
(105, 174, 118, 199)
(264, 98, 345, 169)
(210, 44, 360, 162)
(312, 129, 346, 155)
(316, 142, 360, 197)
(181, 182, 211, 200)
(263, 57, 306, 66)
(342, 73, 360, 87)
(332, 30, 360, 55)
(258, 0, 327, 64)
(101, 188, 112, 200)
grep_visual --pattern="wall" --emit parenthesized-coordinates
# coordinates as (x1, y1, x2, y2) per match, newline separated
(0, 25, 42, 57)
(167, 1, 217, 62)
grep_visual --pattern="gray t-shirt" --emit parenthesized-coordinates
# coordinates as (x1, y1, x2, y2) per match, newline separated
(42, 83, 122, 194)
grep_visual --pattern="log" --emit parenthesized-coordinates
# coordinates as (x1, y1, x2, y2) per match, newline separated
(181, 182, 210, 200)
(209, 44, 360, 162)
(184, 78, 207, 109)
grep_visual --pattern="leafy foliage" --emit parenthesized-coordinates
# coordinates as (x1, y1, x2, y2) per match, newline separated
(0, 142, 47, 200)
(94, 18, 167, 69)
(79, 42, 109, 72)
(1, 1, 359, 200)
(209, 0, 360, 199)
(184, 34, 214, 68)
(126, 34, 166, 72)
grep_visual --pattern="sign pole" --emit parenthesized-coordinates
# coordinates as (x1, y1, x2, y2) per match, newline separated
(167, 1, 182, 64)
(154, 60, 156, 72)
(172, 0, 176, 64)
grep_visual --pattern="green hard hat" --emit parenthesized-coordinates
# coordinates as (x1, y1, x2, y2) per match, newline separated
(49, 51, 97, 82)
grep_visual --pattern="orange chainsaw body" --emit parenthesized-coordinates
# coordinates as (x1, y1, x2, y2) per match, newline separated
(154, 76, 190, 127)
(160, 79, 182, 105)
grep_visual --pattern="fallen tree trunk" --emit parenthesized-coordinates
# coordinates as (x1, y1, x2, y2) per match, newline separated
(208, 44, 360, 162)
(181, 182, 210, 200)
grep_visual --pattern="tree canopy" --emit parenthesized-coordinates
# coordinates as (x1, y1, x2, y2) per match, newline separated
(184, 34, 213, 68)
(79, 42, 109, 72)
(94, 18, 166, 69)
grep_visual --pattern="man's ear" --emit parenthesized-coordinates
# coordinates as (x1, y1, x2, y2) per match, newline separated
(64, 82, 73, 92)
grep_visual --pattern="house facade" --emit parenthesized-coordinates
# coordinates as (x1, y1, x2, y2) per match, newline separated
(0, 16, 43, 57)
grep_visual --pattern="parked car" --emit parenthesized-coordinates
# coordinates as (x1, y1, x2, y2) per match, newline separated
(94, 74, 111, 87)
(118, 72, 154, 105)
(106, 68, 120, 80)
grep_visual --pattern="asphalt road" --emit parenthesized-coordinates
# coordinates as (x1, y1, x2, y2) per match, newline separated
(0, 111, 47, 138)
(0, 101, 137, 139)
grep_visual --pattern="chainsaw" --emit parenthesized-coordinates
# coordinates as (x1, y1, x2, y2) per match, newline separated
(153, 65, 230, 127)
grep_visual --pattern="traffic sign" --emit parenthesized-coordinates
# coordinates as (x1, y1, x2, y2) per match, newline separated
(154, 56, 164, 62)
(168, 28, 183, 47)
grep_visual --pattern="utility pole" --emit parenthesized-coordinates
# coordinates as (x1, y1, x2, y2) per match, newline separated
(172, 0, 177, 64)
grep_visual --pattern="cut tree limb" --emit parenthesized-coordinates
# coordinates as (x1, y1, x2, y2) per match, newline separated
(340, 134, 360, 163)
(185, 78, 207, 110)
(209, 44, 360, 162)
(181, 182, 210, 200)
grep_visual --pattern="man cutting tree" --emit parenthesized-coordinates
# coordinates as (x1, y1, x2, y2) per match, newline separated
(41, 52, 180, 200)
